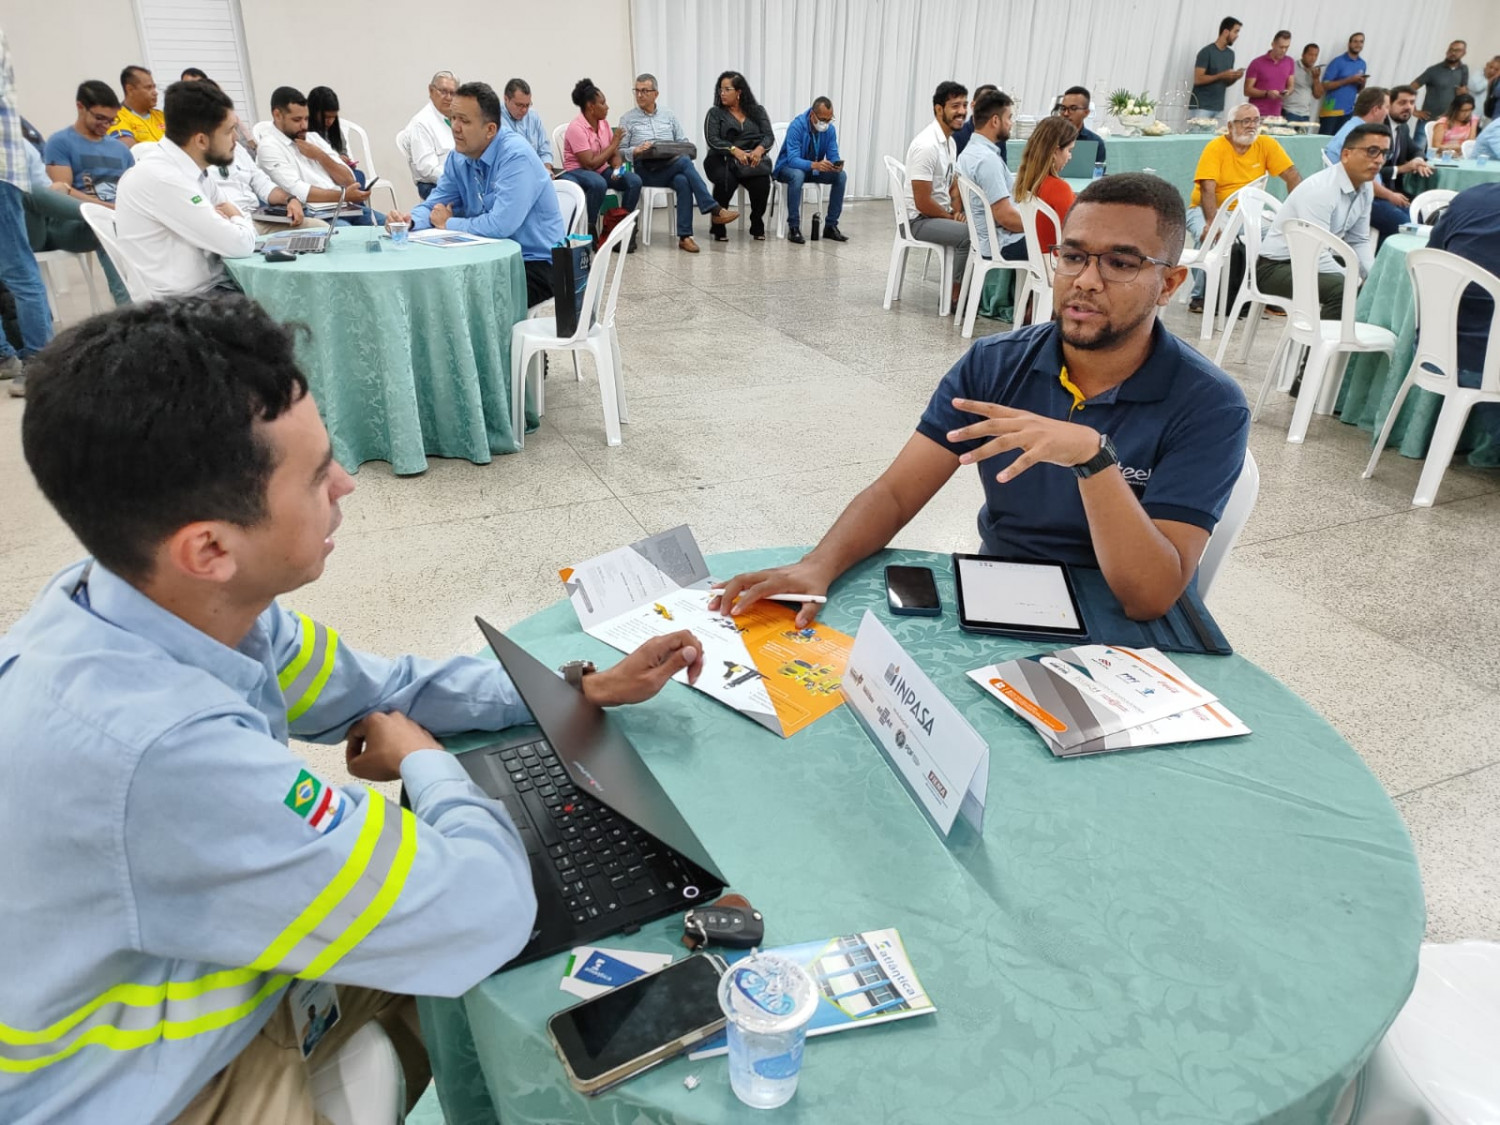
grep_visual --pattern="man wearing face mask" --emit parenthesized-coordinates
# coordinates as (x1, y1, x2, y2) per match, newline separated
(774, 96, 848, 244)
(112, 80, 256, 299)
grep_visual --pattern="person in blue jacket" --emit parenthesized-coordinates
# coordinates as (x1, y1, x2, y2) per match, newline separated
(774, 97, 849, 243)
(0, 295, 704, 1124)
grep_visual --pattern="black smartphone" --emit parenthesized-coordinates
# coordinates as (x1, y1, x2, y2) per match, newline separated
(885, 564, 941, 616)
(547, 953, 727, 1095)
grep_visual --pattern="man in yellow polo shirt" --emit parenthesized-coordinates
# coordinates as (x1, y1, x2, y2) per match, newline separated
(1185, 102, 1301, 312)
(110, 65, 165, 147)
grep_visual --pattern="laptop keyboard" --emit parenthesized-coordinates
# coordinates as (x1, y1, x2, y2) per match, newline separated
(497, 739, 702, 926)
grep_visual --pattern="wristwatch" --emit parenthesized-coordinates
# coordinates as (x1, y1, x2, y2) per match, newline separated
(559, 660, 597, 690)
(1073, 432, 1119, 479)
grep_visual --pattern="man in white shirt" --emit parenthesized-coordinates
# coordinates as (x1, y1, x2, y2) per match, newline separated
(905, 80, 971, 307)
(114, 80, 255, 299)
(254, 86, 374, 223)
(214, 142, 316, 234)
(1256, 122, 1388, 320)
(399, 70, 457, 198)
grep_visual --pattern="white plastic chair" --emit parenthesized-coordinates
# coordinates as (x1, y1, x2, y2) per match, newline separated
(78, 203, 151, 301)
(35, 250, 103, 323)
(1194, 450, 1260, 599)
(1321, 148, 1334, 168)
(637, 183, 673, 245)
(1215, 187, 1288, 366)
(770, 120, 829, 239)
(1252, 219, 1397, 444)
(882, 155, 956, 317)
(342, 119, 376, 179)
(1363, 248, 1500, 506)
(1014, 197, 1061, 325)
(553, 178, 588, 239)
(1179, 176, 1266, 340)
(394, 126, 416, 187)
(308, 1020, 403, 1125)
(954, 174, 1031, 339)
(511, 211, 637, 447)
(1459, 139, 1476, 158)
(1408, 189, 1456, 224)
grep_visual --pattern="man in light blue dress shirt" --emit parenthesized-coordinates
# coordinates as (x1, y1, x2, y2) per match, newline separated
(500, 78, 554, 173)
(390, 82, 565, 306)
(954, 89, 1026, 261)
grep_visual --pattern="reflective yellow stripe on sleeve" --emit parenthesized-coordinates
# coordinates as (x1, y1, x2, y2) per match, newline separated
(278, 612, 339, 723)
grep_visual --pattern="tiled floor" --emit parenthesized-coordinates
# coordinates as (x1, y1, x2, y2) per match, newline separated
(4, 200, 1497, 944)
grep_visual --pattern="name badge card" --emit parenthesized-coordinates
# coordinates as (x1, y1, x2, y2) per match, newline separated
(841, 611, 989, 839)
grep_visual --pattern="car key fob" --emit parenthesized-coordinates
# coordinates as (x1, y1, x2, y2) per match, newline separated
(683, 894, 764, 950)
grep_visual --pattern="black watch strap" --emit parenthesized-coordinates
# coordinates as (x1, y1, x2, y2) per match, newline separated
(1073, 433, 1119, 479)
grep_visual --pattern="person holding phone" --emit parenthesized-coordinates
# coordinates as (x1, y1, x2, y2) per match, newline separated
(774, 97, 848, 244)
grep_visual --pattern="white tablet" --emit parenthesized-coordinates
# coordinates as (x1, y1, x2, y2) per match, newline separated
(951, 554, 1089, 639)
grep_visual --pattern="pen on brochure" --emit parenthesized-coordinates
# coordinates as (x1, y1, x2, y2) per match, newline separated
(708, 589, 827, 605)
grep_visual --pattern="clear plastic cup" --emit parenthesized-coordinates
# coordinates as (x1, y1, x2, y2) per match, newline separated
(718, 953, 819, 1109)
(389, 220, 410, 248)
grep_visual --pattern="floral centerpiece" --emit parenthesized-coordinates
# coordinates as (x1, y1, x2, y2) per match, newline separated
(1107, 88, 1158, 130)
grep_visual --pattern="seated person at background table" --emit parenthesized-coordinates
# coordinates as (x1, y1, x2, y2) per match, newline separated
(180, 68, 257, 154)
(1318, 33, 1368, 136)
(703, 70, 776, 241)
(0, 294, 704, 1125)
(387, 82, 566, 308)
(1375, 86, 1433, 230)
(1429, 94, 1478, 157)
(19, 134, 130, 305)
(1323, 86, 1389, 165)
(1056, 86, 1107, 172)
(617, 73, 738, 254)
(401, 70, 458, 199)
(1426, 181, 1500, 465)
(306, 86, 358, 176)
(500, 78, 554, 174)
(775, 96, 849, 244)
(1244, 30, 1296, 119)
(1012, 116, 1079, 255)
(1282, 43, 1325, 123)
(905, 80, 971, 308)
(955, 89, 1026, 261)
(713, 173, 1249, 625)
(1256, 124, 1385, 321)
(1192, 17, 1244, 117)
(953, 83, 995, 157)
(560, 78, 641, 248)
(215, 137, 315, 235)
(110, 65, 165, 147)
(1186, 102, 1300, 313)
(113, 80, 256, 300)
(1323, 87, 1411, 244)
(1483, 56, 1500, 124)
(1410, 40, 1470, 123)
(45, 80, 134, 207)
(254, 86, 376, 224)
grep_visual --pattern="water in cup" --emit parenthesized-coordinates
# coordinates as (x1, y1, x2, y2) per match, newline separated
(718, 952, 819, 1109)
(390, 220, 410, 247)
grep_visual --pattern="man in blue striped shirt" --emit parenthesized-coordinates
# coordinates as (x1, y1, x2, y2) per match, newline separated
(499, 78, 554, 173)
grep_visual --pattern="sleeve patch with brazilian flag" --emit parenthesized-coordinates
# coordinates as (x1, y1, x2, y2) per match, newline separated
(283, 768, 348, 834)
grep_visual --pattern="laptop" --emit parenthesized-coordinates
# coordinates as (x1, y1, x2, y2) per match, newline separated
(1059, 139, 1100, 180)
(454, 617, 727, 969)
(257, 186, 347, 254)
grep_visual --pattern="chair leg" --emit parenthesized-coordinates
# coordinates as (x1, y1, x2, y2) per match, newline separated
(1412, 394, 1473, 506)
(1287, 342, 1329, 443)
(1214, 293, 1243, 366)
(1252, 335, 1285, 422)
(609, 328, 628, 425)
(1239, 302, 1266, 363)
(533, 350, 546, 415)
(78, 255, 102, 315)
(921, 249, 932, 282)
(593, 340, 623, 446)
(1363, 375, 1416, 480)
(510, 337, 530, 449)
(1315, 350, 1352, 416)
(955, 257, 975, 334)
(939, 249, 954, 317)
(641, 198, 653, 246)
(884, 243, 906, 309)
(1199, 265, 1217, 340)
(960, 263, 982, 338)
(1276, 340, 1302, 391)
(573, 351, 582, 382)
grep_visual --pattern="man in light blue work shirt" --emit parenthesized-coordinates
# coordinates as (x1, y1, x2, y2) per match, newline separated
(390, 81, 565, 306)
(0, 295, 704, 1124)
(955, 89, 1026, 261)
(500, 77, 555, 173)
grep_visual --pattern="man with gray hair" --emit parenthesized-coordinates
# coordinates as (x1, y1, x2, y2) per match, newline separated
(399, 70, 457, 198)
(499, 77, 555, 173)
(617, 73, 737, 252)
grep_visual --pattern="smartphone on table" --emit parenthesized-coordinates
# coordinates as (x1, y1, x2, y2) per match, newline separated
(885, 564, 941, 616)
(547, 953, 728, 1095)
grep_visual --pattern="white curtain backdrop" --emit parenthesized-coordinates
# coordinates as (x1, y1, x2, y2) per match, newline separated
(629, 0, 1456, 197)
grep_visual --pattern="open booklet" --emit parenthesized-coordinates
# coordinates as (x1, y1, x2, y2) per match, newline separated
(561, 527, 853, 738)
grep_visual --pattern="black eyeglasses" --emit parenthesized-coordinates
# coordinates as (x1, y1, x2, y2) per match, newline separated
(1050, 247, 1174, 282)
(1353, 145, 1391, 159)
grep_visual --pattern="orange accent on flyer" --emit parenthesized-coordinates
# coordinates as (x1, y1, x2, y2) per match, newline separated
(988, 678, 1069, 733)
(732, 602, 854, 738)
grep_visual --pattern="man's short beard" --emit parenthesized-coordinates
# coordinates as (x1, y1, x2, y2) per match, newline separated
(1058, 302, 1157, 351)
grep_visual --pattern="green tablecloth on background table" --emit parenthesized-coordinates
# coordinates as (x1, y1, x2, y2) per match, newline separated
(1337, 232, 1500, 465)
(419, 547, 1423, 1125)
(226, 228, 533, 476)
(1405, 157, 1500, 194)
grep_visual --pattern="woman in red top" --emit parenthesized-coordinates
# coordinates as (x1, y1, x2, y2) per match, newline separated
(1012, 116, 1079, 254)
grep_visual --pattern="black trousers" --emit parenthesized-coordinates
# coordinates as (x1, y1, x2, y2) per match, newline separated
(704, 155, 771, 232)
(524, 259, 554, 307)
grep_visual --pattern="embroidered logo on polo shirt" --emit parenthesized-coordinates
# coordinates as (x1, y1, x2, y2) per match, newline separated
(1120, 465, 1153, 484)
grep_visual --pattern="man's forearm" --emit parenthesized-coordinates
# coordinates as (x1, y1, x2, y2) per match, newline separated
(802, 480, 924, 585)
(1079, 470, 1191, 619)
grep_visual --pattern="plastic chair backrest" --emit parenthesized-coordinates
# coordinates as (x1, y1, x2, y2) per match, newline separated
(1016, 197, 1061, 285)
(1410, 189, 1457, 224)
(883, 155, 917, 240)
(78, 202, 148, 301)
(552, 123, 569, 168)
(1460, 139, 1476, 158)
(565, 210, 637, 345)
(394, 126, 413, 174)
(1282, 218, 1361, 341)
(771, 121, 789, 165)
(1406, 247, 1500, 396)
(1196, 450, 1259, 599)
(1233, 186, 1281, 269)
(343, 120, 375, 178)
(553, 179, 588, 238)
(956, 173, 1005, 261)
(1320, 148, 1334, 168)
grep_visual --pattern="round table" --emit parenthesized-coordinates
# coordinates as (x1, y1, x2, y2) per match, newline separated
(1337, 232, 1500, 466)
(226, 227, 532, 475)
(1406, 157, 1500, 194)
(419, 548, 1424, 1125)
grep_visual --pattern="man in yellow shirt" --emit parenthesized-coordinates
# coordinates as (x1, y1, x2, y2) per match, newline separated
(1185, 102, 1301, 312)
(110, 65, 165, 147)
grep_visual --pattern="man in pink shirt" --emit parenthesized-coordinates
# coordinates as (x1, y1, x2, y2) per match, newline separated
(1245, 30, 1297, 117)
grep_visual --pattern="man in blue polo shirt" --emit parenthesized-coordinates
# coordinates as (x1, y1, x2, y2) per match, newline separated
(713, 173, 1249, 624)
(387, 81, 563, 306)
(1319, 32, 1369, 135)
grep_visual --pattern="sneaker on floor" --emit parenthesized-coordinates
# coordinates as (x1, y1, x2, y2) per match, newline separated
(787, 226, 805, 244)
(824, 224, 849, 242)
(0, 354, 20, 381)
(7, 373, 24, 398)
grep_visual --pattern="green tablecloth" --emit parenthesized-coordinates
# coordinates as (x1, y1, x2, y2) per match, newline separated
(1406, 157, 1500, 193)
(420, 547, 1423, 1125)
(226, 228, 533, 476)
(1337, 232, 1500, 465)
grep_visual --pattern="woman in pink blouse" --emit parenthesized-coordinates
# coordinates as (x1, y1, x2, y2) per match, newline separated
(560, 78, 642, 246)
